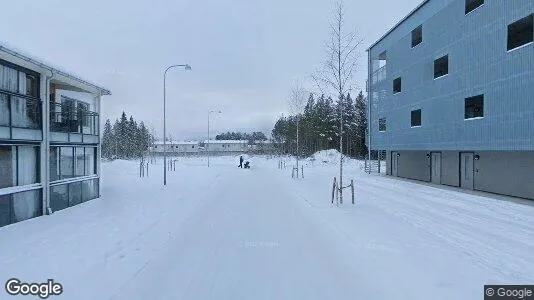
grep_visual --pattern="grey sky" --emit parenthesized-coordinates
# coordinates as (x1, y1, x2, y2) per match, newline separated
(1, 0, 421, 140)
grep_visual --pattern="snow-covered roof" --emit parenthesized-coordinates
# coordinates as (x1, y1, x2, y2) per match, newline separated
(204, 140, 248, 144)
(0, 41, 111, 95)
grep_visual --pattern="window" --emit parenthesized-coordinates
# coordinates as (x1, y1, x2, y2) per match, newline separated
(411, 25, 423, 47)
(60, 147, 74, 179)
(50, 184, 69, 212)
(51, 146, 96, 180)
(465, 95, 484, 119)
(26, 75, 39, 97)
(192, 145, 195, 149)
(434, 55, 449, 79)
(393, 77, 402, 94)
(465, 0, 484, 14)
(507, 14, 533, 51)
(379, 118, 387, 132)
(75, 147, 85, 176)
(411, 109, 422, 127)
(0, 189, 42, 227)
(82, 179, 99, 202)
(0, 145, 39, 189)
(85, 147, 96, 175)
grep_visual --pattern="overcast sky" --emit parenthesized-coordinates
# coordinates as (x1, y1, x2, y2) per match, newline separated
(1, 0, 421, 140)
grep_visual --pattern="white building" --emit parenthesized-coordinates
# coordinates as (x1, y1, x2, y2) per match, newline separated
(204, 140, 248, 153)
(150, 141, 199, 155)
(0, 42, 110, 227)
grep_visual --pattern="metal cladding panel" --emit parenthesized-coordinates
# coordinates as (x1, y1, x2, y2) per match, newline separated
(369, 0, 534, 151)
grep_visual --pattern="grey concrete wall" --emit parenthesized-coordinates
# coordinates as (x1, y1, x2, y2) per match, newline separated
(474, 151, 534, 200)
(398, 151, 430, 182)
(441, 151, 459, 187)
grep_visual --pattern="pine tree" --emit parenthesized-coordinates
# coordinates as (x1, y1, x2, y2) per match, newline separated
(102, 119, 114, 159)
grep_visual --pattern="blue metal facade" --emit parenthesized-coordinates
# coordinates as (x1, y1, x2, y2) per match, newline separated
(368, 0, 534, 151)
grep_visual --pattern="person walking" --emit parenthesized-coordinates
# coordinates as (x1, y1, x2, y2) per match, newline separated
(238, 155, 244, 168)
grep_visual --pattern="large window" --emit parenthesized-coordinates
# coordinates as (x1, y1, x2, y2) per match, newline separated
(465, 95, 484, 119)
(0, 189, 42, 228)
(508, 14, 533, 51)
(393, 77, 402, 94)
(465, 0, 484, 14)
(50, 146, 97, 181)
(0, 145, 39, 189)
(434, 55, 449, 79)
(411, 25, 423, 47)
(411, 109, 422, 127)
(50, 179, 99, 213)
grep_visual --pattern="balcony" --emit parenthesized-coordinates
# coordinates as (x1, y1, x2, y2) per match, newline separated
(49, 102, 99, 143)
(0, 90, 42, 140)
(370, 65, 387, 85)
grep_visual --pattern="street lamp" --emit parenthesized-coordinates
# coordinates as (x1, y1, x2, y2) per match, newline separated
(163, 64, 191, 186)
(207, 110, 222, 167)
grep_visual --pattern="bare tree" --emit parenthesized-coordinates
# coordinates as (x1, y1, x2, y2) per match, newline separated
(312, 1, 363, 203)
(288, 80, 308, 174)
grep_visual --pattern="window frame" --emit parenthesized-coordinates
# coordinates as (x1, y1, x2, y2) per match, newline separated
(411, 25, 423, 48)
(507, 14, 534, 52)
(378, 118, 387, 132)
(411, 109, 422, 127)
(464, 94, 484, 120)
(465, 0, 484, 15)
(433, 55, 449, 79)
(393, 77, 402, 94)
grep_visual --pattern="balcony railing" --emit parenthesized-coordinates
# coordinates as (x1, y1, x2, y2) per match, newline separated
(50, 102, 99, 136)
(371, 65, 387, 85)
(0, 90, 42, 130)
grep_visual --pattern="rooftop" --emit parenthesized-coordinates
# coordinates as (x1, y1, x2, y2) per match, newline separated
(367, 0, 430, 51)
(0, 41, 111, 95)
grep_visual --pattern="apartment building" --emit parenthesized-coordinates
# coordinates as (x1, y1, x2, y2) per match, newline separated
(367, 0, 534, 199)
(0, 43, 110, 227)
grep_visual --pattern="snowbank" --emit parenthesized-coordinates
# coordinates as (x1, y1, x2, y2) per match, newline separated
(307, 149, 350, 165)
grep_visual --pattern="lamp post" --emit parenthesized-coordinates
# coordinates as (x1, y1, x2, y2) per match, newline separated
(163, 64, 191, 186)
(207, 110, 222, 167)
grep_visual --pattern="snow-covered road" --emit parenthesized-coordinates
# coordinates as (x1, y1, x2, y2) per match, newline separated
(1, 154, 533, 300)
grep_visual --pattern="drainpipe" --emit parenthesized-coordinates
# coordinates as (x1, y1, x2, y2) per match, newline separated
(44, 70, 54, 215)
(367, 50, 372, 172)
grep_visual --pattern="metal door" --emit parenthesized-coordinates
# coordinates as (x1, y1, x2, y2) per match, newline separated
(460, 153, 474, 189)
(431, 152, 442, 184)
(391, 152, 399, 177)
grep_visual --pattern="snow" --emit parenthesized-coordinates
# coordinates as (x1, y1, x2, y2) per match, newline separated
(1, 155, 533, 300)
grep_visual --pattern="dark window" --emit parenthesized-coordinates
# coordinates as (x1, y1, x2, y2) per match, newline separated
(393, 77, 402, 93)
(465, 95, 484, 119)
(465, 0, 484, 14)
(411, 25, 423, 47)
(379, 118, 387, 132)
(434, 55, 449, 79)
(411, 109, 422, 127)
(50, 147, 60, 181)
(507, 14, 533, 51)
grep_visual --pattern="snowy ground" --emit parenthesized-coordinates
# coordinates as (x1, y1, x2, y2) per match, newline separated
(1, 154, 533, 299)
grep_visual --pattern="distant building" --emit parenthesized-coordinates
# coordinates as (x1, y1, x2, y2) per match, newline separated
(367, 0, 534, 199)
(0, 42, 111, 227)
(204, 140, 248, 153)
(150, 141, 199, 156)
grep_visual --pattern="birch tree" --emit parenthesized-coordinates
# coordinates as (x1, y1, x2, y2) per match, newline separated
(312, 1, 363, 203)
